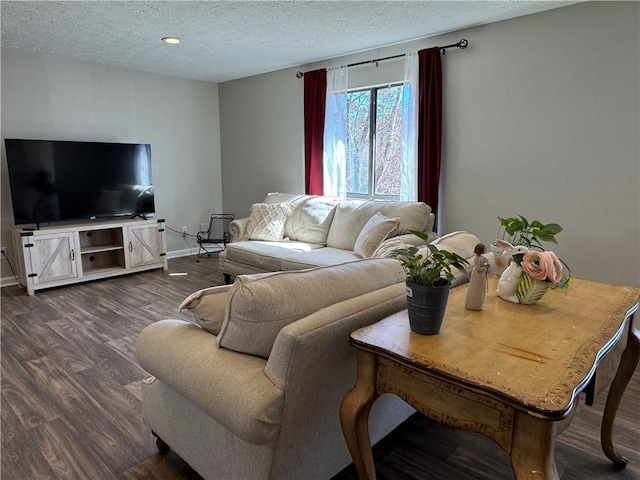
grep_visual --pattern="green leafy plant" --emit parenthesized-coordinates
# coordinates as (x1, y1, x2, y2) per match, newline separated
(496, 215, 570, 288)
(390, 231, 469, 287)
(497, 215, 563, 249)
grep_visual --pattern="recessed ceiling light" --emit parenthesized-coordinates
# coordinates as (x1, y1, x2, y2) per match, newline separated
(162, 37, 181, 44)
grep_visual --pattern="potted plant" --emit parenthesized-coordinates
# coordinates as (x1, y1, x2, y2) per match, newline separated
(391, 231, 469, 335)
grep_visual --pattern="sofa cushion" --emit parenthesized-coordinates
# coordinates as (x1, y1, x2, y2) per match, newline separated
(264, 192, 302, 204)
(224, 240, 323, 271)
(217, 258, 406, 359)
(280, 247, 360, 271)
(178, 285, 232, 335)
(353, 212, 399, 258)
(285, 196, 339, 244)
(246, 202, 294, 241)
(326, 200, 431, 251)
(263, 193, 340, 245)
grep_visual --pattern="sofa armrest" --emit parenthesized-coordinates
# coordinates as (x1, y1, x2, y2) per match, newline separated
(229, 217, 250, 242)
(262, 284, 411, 475)
(137, 320, 283, 445)
(393, 232, 438, 247)
(264, 284, 405, 390)
(425, 212, 435, 233)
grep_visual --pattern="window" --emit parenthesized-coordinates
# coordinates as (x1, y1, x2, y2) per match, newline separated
(346, 83, 404, 200)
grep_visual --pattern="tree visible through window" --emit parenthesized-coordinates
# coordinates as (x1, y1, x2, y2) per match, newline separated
(346, 84, 404, 200)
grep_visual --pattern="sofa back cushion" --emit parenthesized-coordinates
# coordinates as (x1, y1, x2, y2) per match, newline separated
(216, 258, 405, 359)
(264, 192, 339, 245)
(326, 200, 432, 251)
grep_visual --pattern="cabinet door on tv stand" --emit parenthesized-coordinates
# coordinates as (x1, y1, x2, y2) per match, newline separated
(26, 232, 80, 286)
(125, 224, 162, 268)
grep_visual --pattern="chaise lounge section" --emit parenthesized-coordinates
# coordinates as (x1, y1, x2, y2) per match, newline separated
(218, 192, 436, 282)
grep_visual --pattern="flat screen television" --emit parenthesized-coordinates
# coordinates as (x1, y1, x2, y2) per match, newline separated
(4, 139, 155, 227)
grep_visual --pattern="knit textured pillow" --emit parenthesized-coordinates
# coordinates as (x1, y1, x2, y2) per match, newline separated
(245, 202, 294, 241)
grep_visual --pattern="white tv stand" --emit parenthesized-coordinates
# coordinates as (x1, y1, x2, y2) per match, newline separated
(12, 217, 168, 295)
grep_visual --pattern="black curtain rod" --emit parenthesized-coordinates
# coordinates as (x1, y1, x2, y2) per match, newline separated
(296, 38, 468, 78)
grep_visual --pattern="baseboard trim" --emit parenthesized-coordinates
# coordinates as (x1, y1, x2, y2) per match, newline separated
(1, 276, 19, 288)
(167, 248, 199, 259)
(167, 247, 223, 260)
(0, 249, 216, 289)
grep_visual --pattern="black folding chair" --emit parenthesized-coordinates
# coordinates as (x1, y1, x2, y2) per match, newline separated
(196, 213, 234, 262)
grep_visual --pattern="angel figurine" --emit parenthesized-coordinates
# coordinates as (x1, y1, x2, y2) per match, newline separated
(465, 243, 491, 311)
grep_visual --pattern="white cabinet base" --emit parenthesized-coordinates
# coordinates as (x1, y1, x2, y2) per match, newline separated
(13, 218, 168, 295)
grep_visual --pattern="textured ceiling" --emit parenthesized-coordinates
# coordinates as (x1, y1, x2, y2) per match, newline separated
(1, 1, 579, 83)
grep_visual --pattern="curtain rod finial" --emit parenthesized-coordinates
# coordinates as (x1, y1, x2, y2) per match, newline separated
(296, 71, 304, 78)
(459, 39, 468, 49)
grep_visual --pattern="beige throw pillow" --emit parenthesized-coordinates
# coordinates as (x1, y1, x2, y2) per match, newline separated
(178, 285, 232, 335)
(353, 212, 400, 258)
(245, 202, 294, 241)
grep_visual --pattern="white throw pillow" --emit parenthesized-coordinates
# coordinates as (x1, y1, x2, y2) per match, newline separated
(245, 202, 294, 241)
(353, 212, 400, 258)
(371, 237, 412, 258)
(178, 285, 232, 335)
(285, 196, 339, 244)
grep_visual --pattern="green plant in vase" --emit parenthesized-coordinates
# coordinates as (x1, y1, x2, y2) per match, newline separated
(496, 215, 563, 250)
(391, 231, 469, 334)
(494, 215, 569, 304)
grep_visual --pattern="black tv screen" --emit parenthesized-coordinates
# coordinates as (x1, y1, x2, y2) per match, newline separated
(4, 139, 155, 225)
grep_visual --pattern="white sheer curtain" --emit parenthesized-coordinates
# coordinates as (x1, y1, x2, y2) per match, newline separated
(400, 52, 418, 201)
(323, 65, 348, 198)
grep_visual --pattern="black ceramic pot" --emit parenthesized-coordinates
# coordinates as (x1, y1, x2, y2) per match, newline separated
(405, 281, 451, 335)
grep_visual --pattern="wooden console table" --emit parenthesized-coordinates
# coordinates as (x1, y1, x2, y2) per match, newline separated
(340, 277, 639, 480)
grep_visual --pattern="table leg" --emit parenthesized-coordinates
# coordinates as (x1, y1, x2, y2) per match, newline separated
(601, 318, 640, 469)
(510, 411, 559, 480)
(340, 350, 379, 480)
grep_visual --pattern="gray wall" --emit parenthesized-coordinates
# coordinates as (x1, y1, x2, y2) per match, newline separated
(220, 1, 639, 286)
(1, 49, 223, 280)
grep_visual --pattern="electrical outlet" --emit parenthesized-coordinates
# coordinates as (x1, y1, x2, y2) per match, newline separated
(0, 246, 6, 254)
(200, 222, 207, 233)
(181, 226, 188, 235)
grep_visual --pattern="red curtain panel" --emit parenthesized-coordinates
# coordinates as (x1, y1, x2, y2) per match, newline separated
(417, 48, 442, 221)
(303, 69, 327, 195)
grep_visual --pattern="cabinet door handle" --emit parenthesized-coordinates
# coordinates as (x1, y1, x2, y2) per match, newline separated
(71, 249, 75, 261)
(129, 242, 133, 252)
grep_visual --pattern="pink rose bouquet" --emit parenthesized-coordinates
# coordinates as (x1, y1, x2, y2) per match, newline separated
(521, 250, 564, 284)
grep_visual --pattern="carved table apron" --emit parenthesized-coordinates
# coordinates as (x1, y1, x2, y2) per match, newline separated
(340, 277, 640, 480)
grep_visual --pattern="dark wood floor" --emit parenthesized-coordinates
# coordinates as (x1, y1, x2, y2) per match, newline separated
(1, 255, 638, 480)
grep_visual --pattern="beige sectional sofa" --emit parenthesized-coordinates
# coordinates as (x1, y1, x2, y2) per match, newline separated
(136, 259, 416, 480)
(218, 192, 436, 282)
